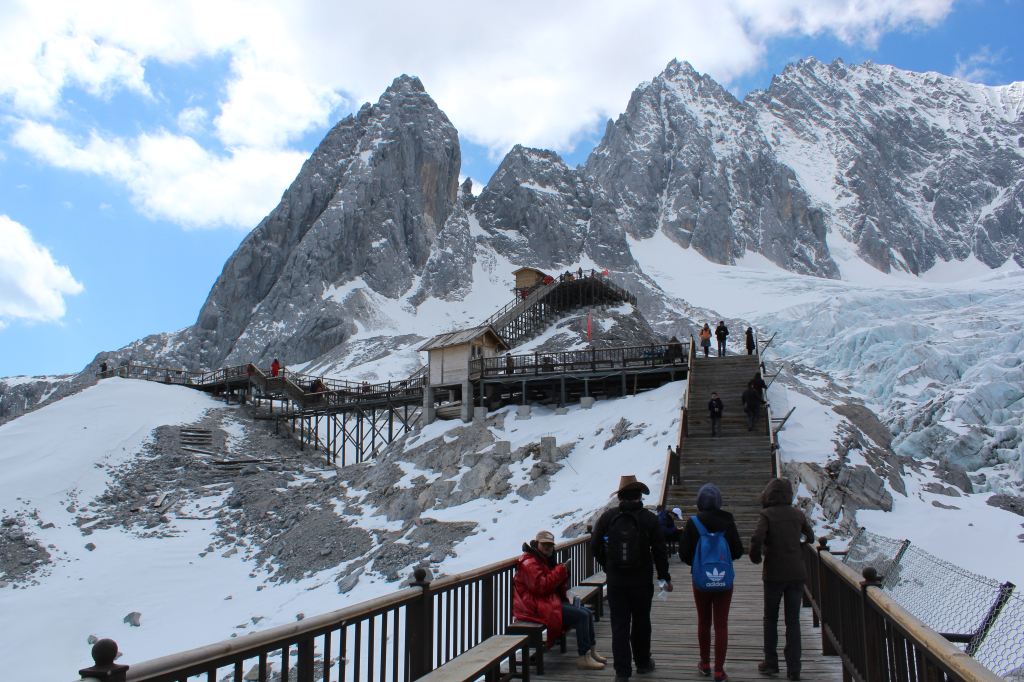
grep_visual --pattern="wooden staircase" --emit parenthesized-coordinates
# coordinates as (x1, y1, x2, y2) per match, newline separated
(482, 274, 637, 348)
(665, 354, 774, 540)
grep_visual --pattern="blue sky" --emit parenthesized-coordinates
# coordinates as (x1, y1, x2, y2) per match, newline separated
(1, 0, 1022, 377)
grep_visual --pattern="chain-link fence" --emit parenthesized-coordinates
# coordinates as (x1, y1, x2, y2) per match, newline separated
(843, 529, 1023, 679)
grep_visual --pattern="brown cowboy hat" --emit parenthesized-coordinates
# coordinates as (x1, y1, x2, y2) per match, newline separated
(615, 475, 650, 496)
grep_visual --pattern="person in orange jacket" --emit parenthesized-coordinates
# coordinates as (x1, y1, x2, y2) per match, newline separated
(513, 530, 606, 670)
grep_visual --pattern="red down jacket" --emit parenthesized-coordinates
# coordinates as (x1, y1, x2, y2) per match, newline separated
(512, 542, 569, 646)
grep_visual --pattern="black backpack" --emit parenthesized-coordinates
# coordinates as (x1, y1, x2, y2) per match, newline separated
(605, 511, 649, 571)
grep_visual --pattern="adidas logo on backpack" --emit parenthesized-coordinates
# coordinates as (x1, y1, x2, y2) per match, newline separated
(691, 517, 734, 592)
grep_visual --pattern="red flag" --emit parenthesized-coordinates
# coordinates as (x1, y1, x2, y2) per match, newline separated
(601, 268, 609, 276)
(587, 311, 592, 341)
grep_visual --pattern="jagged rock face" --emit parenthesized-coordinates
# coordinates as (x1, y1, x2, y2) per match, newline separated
(584, 60, 837, 277)
(192, 75, 461, 367)
(751, 58, 1024, 274)
(473, 146, 635, 270)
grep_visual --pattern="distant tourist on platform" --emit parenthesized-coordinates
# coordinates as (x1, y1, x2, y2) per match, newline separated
(745, 327, 755, 355)
(741, 381, 763, 432)
(751, 479, 814, 681)
(513, 530, 606, 670)
(667, 336, 684, 363)
(700, 324, 712, 358)
(751, 372, 768, 394)
(577, 266, 584, 279)
(591, 475, 672, 679)
(679, 483, 744, 681)
(708, 391, 724, 437)
(271, 358, 281, 377)
(506, 352, 515, 375)
(715, 321, 729, 357)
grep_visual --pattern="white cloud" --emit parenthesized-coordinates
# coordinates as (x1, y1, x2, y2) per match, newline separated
(953, 46, 1006, 84)
(0, 215, 84, 325)
(11, 121, 307, 229)
(176, 106, 209, 135)
(0, 0, 956, 226)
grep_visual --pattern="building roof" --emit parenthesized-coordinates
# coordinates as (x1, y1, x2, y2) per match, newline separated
(512, 267, 548, 277)
(418, 325, 510, 352)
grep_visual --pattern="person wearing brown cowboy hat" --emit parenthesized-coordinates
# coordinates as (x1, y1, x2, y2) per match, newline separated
(591, 475, 672, 681)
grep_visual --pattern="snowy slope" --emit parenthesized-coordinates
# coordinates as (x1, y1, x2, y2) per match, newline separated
(0, 377, 682, 680)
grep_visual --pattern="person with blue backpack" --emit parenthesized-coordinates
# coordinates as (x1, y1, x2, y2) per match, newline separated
(678, 483, 744, 681)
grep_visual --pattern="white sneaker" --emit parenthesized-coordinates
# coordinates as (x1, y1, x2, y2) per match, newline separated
(589, 648, 609, 664)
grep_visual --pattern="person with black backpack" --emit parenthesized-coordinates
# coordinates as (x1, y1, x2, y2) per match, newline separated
(679, 484, 744, 681)
(715, 321, 729, 357)
(591, 475, 672, 681)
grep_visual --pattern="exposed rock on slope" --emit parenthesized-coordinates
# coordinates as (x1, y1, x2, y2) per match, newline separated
(751, 58, 1024, 273)
(584, 59, 837, 277)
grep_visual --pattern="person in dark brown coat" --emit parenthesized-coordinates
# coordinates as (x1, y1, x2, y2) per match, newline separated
(750, 478, 814, 681)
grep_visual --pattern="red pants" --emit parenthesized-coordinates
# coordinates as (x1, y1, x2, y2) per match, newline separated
(692, 585, 733, 671)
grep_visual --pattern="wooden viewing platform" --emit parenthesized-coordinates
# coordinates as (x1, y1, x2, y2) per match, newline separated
(541, 560, 843, 680)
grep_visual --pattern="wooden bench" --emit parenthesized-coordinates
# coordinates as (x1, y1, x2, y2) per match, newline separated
(506, 622, 547, 674)
(574, 583, 603, 621)
(579, 572, 606, 621)
(417, 634, 530, 682)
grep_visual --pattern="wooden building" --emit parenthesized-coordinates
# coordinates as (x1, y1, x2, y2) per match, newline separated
(512, 267, 548, 290)
(419, 326, 510, 388)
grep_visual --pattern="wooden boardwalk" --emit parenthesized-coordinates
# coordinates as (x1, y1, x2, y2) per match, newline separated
(541, 562, 843, 681)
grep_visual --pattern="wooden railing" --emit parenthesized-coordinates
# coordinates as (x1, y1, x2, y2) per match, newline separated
(801, 541, 1003, 682)
(77, 536, 597, 682)
(470, 342, 689, 379)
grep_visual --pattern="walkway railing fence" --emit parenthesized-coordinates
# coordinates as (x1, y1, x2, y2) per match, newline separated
(77, 535, 596, 682)
(470, 341, 689, 379)
(803, 529, 1021, 681)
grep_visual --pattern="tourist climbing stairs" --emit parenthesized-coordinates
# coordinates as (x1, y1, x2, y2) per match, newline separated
(665, 353, 773, 539)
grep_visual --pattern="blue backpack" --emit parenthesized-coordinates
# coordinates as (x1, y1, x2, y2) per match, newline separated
(690, 516, 734, 591)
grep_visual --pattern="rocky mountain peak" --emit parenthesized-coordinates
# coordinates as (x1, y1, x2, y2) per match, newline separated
(187, 73, 461, 368)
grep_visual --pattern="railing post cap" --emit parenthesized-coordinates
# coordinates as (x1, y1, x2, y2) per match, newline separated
(862, 566, 882, 584)
(78, 638, 129, 680)
(817, 536, 829, 550)
(410, 566, 432, 587)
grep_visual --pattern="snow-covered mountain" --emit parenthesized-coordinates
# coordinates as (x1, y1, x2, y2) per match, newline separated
(3, 59, 1024, 678)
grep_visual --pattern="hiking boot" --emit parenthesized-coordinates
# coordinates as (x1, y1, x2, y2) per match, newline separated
(698, 662, 711, 676)
(576, 654, 604, 670)
(614, 677, 630, 682)
(758, 661, 780, 675)
(787, 674, 800, 681)
(637, 658, 656, 674)
(588, 648, 608, 664)
(714, 673, 729, 682)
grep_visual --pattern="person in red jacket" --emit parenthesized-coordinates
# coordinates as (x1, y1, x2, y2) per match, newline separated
(513, 530, 606, 670)
(270, 358, 281, 377)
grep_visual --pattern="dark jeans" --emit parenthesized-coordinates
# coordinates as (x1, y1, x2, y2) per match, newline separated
(702, 342, 710, 357)
(717, 339, 726, 356)
(710, 415, 721, 436)
(763, 580, 804, 674)
(745, 407, 759, 431)
(693, 585, 733, 672)
(747, 347, 754, 355)
(607, 582, 654, 676)
(561, 603, 596, 656)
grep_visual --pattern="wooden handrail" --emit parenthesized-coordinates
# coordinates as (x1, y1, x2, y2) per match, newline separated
(125, 588, 421, 680)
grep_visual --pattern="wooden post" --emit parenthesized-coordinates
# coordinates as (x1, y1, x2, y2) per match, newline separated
(296, 635, 314, 682)
(860, 567, 885, 682)
(408, 568, 434, 680)
(78, 639, 128, 681)
(817, 538, 837, 655)
(482, 574, 495, 640)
